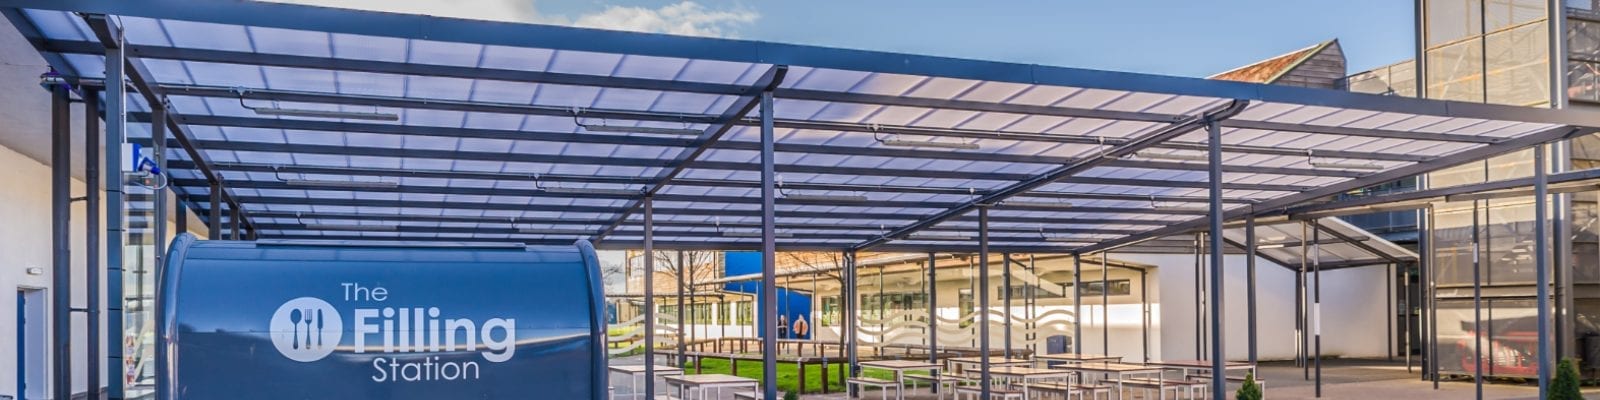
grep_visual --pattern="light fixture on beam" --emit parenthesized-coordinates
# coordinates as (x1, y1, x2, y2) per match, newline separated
(572, 107, 703, 136)
(302, 223, 398, 232)
(540, 186, 643, 196)
(873, 124, 979, 150)
(1149, 195, 1211, 211)
(1256, 243, 1287, 250)
(1001, 199, 1075, 209)
(777, 177, 868, 202)
(238, 91, 399, 121)
(1045, 237, 1100, 243)
(1307, 150, 1385, 171)
(284, 179, 400, 189)
(723, 232, 796, 236)
(578, 124, 704, 136)
(907, 232, 971, 241)
(1134, 151, 1209, 162)
(518, 228, 596, 235)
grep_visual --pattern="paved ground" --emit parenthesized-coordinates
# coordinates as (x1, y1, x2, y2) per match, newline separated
(609, 356, 1600, 399)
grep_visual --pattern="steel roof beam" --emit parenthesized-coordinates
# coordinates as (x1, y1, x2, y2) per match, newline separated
(146, 139, 1311, 192)
(1079, 125, 1595, 253)
(253, 223, 1116, 243)
(593, 66, 787, 243)
(1283, 167, 1600, 218)
(250, 211, 1148, 234)
(182, 194, 1174, 225)
(79, 15, 257, 231)
(172, 177, 1222, 214)
(173, 160, 1259, 203)
(136, 81, 1437, 164)
(258, 233, 1081, 253)
(854, 100, 1251, 251)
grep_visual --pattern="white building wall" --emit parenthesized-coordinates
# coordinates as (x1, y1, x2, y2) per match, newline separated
(1118, 253, 1392, 362)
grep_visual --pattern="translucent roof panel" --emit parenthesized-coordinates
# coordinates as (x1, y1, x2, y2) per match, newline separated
(10, 2, 1600, 252)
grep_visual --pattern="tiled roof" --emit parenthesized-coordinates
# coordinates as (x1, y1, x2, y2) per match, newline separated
(1210, 40, 1337, 84)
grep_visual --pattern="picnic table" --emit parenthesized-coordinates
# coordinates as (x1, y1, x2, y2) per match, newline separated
(1032, 353, 1122, 368)
(945, 356, 1033, 376)
(664, 374, 759, 400)
(860, 360, 942, 400)
(607, 365, 683, 399)
(985, 366, 1078, 399)
(1047, 362, 1166, 399)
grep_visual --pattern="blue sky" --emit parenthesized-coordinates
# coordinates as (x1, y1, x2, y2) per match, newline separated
(283, 0, 1418, 77)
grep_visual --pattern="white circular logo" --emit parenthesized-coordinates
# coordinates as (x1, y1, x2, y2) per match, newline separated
(269, 297, 343, 362)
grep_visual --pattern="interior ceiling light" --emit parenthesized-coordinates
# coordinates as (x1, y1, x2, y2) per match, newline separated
(1134, 151, 1209, 162)
(572, 107, 702, 136)
(871, 124, 980, 150)
(1306, 150, 1384, 171)
(302, 223, 397, 232)
(237, 90, 398, 121)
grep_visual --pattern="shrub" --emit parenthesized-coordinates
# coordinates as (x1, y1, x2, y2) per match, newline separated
(1235, 371, 1262, 400)
(1551, 358, 1583, 400)
(782, 391, 799, 400)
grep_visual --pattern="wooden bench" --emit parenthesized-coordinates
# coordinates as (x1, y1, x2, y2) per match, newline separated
(903, 374, 964, 399)
(1123, 378, 1204, 400)
(847, 377, 902, 400)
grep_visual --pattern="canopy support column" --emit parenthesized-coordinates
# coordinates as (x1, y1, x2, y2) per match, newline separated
(1073, 253, 1082, 355)
(1003, 253, 1013, 358)
(102, 28, 127, 399)
(1101, 251, 1109, 355)
(1206, 117, 1227, 400)
(50, 73, 72, 400)
(1536, 143, 1552, 399)
(1472, 200, 1483, 400)
(1312, 219, 1322, 397)
(845, 250, 859, 397)
(928, 252, 938, 365)
(1246, 216, 1258, 366)
(978, 206, 992, 398)
(758, 89, 778, 400)
(676, 250, 685, 368)
(208, 182, 220, 240)
(84, 87, 103, 400)
(643, 196, 656, 398)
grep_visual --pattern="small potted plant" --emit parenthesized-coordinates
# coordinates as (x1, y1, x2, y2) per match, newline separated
(1236, 371, 1262, 400)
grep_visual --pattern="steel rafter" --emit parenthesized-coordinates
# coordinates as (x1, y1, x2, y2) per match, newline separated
(854, 100, 1250, 251)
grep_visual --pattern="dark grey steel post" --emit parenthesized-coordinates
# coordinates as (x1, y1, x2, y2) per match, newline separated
(1299, 222, 1308, 375)
(230, 205, 240, 240)
(1312, 219, 1322, 397)
(104, 33, 128, 400)
(208, 182, 221, 240)
(759, 90, 778, 400)
(1101, 252, 1109, 355)
(84, 87, 102, 400)
(643, 197, 656, 398)
(845, 251, 859, 397)
(1003, 253, 1013, 357)
(978, 206, 992, 398)
(50, 77, 72, 400)
(1387, 263, 1393, 361)
(1472, 200, 1483, 399)
(1246, 216, 1258, 365)
(1205, 118, 1226, 400)
(1193, 233, 1203, 360)
(1427, 205, 1440, 389)
(676, 251, 686, 368)
(1404, 261, 1412, 372)
(1073, 253, 1082, 355)
(1140, 269, 1150, 362)
(928, 252, 938, 365)
(1548, 0, 1574, 362)
(1535, 143, 1551, 399)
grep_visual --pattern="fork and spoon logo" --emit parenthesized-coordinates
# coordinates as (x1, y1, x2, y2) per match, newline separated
(269, 297, 344, 362)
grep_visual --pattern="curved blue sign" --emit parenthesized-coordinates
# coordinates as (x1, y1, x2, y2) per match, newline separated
(156, 234, 607, 399)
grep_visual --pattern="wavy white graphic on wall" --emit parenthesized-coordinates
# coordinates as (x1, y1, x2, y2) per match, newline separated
(855, 308, 1076, 346)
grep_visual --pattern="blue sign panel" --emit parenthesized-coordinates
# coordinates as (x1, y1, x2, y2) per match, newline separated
(721, 251, 813, 340)
(156, 234, 607, 399)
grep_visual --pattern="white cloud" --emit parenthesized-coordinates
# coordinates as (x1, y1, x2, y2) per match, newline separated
(262, 0, 757, 37)
(573, 2, 758, 38)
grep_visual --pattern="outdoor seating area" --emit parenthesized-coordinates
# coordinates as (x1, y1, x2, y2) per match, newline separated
(16, 1, 1600, 400)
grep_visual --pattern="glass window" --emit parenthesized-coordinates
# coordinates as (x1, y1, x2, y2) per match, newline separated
(1484, 21, 1550, 106)
(1428, 39, 1488, 102)
(1484, 0, 1545, 31)
(1429, 0, 1486, 46)
(1569, 61, 1600, 103)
